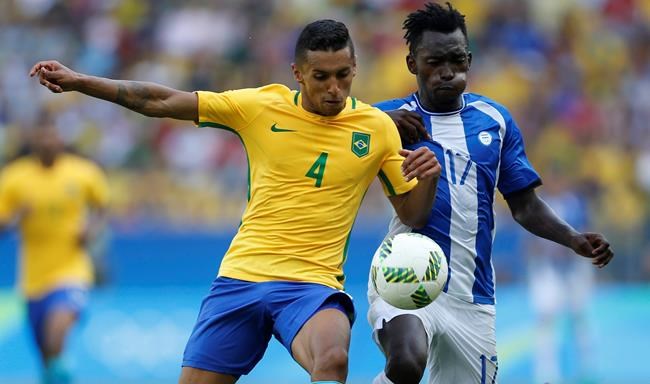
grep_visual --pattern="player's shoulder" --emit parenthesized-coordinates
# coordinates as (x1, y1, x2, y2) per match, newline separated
(201, 83, 294, 103)
(1, 156, 36, 176)
(0, 157, 38, 188)
(252, 83, 294, 99)
(464, 93, 514, 121)
(348, 97, 396, 128)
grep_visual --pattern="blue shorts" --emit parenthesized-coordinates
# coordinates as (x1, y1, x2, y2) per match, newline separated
(27, 286, 88, 349)
(182, 276, 356, 377)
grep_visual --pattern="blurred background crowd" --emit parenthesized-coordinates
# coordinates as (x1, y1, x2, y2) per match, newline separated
(1, 0, 649, 282)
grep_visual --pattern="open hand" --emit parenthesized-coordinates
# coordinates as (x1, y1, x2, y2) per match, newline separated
(386, 110, 431, 146)
(570, 232, 614, 268)
(399, 147, 441, 182)
(29, 60, 79, 93)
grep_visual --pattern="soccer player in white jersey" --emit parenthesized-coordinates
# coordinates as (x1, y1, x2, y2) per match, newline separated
(367, 3, 614, 384)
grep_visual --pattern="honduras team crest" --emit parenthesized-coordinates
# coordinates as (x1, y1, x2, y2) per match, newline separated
(351, 132, 370, 158)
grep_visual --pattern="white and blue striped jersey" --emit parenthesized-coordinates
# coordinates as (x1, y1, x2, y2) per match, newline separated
(376, 93, 541, 305)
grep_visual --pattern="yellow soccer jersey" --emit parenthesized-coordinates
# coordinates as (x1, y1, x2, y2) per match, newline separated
(197, 84, 416, 290)
(0, 154, 109, 298)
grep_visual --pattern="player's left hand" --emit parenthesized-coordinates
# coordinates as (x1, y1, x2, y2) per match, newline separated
(570, 232, 614, 268)
(400, 147, 441, 182)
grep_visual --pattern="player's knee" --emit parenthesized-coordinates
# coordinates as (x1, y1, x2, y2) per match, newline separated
(313, 346, 348, 376)
(385, 345, 427, 383)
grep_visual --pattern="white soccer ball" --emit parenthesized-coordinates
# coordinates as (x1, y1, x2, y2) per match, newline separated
(371, 232, 448, 310)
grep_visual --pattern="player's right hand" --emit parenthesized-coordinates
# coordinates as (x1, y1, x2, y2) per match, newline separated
(29, 60, 78, 93)
(386, 110, 431, 146)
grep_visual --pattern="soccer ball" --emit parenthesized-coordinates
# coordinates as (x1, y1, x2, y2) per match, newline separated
(371, 232, 448, 310)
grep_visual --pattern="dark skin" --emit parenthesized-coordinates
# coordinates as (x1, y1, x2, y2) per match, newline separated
(379, 29, 613, 384)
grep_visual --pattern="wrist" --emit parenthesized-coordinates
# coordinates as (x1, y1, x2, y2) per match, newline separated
(567, 231, 582, 249)
(71, 72, 88, 92)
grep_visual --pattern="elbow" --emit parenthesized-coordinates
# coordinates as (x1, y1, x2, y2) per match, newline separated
(139, 100, 170, 118)
(511, 207, 531, 227)
(511, 211, 524, 225)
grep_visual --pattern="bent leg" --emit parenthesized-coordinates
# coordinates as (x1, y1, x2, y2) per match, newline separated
(291, 308, 351, 383)
(376, 314, 428, 384)
(40, 310, 78, 384)
(179, 277, 275, 383)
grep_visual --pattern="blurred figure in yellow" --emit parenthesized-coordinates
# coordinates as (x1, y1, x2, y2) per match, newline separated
(0, 119, 109, 384)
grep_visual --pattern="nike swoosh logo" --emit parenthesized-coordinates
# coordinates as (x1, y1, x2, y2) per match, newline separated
(271, 123, 296, 132)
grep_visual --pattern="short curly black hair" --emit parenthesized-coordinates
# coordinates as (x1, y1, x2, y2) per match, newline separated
(403, 2, 468, 54)
(294, 19, 355, 63)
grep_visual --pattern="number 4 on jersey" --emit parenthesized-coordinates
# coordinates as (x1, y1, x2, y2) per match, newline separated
(306, 152, 328, 187)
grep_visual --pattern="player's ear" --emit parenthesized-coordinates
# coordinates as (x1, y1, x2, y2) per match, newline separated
(467, 51, 473, 69)
(291, 63, 304, 84)
(406, 53, 417, 75)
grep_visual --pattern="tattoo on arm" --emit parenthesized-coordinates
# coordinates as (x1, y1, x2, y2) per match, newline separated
(115, 81, 152, 112)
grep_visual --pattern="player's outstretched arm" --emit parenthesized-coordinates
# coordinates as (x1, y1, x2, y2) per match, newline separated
(506, 188, 614, 268)
(29, 60, 197, 121)
(388, 147, 441, 228)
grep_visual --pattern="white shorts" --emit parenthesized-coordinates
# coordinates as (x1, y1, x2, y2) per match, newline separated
(368, 287, 498, 384)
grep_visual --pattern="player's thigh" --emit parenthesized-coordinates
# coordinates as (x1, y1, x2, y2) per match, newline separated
(368, 292, 440, 352)
(427, 298, 497, 384)
(182, 277, 273, 379)
(376, 314, 429, 362)
(291, 307, 351, 374)
(27, 286, 87, 353)
(178, 367, 237, 384)
(43, 310, 78, 344)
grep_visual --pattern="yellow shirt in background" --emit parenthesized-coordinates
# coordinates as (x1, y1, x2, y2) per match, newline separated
(197, 84, 416, 289)
(0, 154, 109, 298)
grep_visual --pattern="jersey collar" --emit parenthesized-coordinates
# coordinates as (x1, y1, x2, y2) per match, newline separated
(413, 93, 466, 116)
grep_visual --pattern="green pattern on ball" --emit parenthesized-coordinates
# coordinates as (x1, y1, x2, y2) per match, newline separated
(411, 284, 432, 308)
(422, 251, 441, 282)
(382, 266, 419, 283)
(371, 266, 378, 292)
(378, 238, 392, 261)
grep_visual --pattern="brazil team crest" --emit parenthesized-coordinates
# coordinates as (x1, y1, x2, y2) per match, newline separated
(351, 132, 370, 158)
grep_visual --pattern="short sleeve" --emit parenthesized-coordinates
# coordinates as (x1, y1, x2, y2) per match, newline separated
(85, 163, 110, 209)
(0, 169, 18, 223)
(378, 116, 418, 196)
(196, 88, 266, 132)
(497, 117, 541, 197)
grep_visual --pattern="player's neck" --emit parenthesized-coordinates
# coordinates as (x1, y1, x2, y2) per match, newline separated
(417, 90, 463, 113)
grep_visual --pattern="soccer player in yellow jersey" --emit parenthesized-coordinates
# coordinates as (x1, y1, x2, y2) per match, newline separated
(30, 20, 441, 384)
(0, 121, 109, 384)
